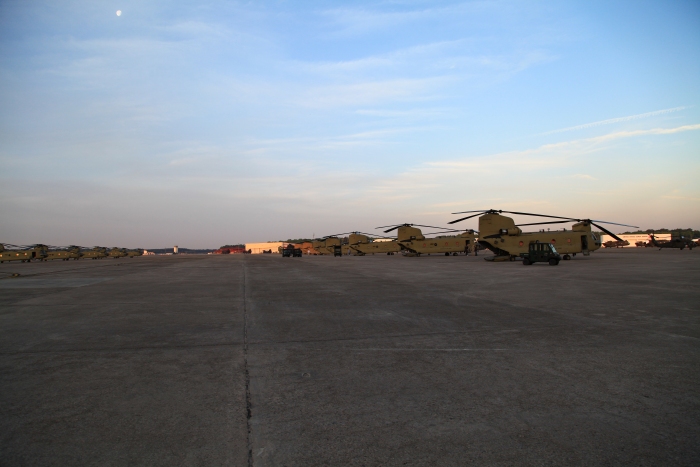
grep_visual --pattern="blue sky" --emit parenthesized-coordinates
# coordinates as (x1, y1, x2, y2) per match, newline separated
(1, 0, 699, 247)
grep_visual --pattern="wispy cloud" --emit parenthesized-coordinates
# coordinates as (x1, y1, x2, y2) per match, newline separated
(662, 195, 700, 201)
(429, 124, 700, 171)
(542, 107, 688, 135)
(294, 77, 452, 108)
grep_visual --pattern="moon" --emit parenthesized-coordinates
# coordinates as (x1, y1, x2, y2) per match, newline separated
(116, 10, 122, 16)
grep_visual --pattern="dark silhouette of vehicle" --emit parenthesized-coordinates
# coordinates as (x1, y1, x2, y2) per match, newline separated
(522, 242, 561, 266)
(648, 233, 695, 250)
(281, 244, 302, 257)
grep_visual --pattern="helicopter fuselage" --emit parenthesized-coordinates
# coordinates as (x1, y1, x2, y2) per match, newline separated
(478, 213, 601, 258)
(81, 248, 108, 260)
(0, 244, 48, 263)
(346, 233, 401, 255)
(395, 226, 477, 256)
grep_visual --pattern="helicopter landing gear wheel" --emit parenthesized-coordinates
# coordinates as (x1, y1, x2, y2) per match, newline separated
(563, 254, 571, 260)
(549, 258, 559, 266)
(445, 252, 449, 256)
(523, 258, 531, 265)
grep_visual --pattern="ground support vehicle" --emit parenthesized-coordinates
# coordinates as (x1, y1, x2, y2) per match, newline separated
(522, 242, 561, 266)
(281, 244, 302, 257)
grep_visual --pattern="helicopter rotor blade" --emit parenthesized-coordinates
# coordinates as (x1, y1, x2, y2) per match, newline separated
(451, 210, 490, 215)
(448, 212, 483, 224)
(589, 220, 639, 228)
(500, 211, 576, 221)
(515, 220, 572, 227)
(412, 224, 452, 230)
(591, 222, 624, 242)
(383, 226, 400, 233)
(356, 231, 394, 239)
(423, 230, 464, 236)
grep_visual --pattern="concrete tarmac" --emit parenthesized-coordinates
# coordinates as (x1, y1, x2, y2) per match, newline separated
(1, 249, 699, 466)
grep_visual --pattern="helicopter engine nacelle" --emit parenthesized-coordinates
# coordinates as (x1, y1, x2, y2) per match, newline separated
(397, 226, 425, 242)
(348, 234, 369, 245)
(479, 213, 517, 237)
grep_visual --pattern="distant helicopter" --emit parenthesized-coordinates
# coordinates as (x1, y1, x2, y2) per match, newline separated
(377, 224, 478, 256)
(449, 209, 637, 261)
(126, 248, 144, 258)
(311, 239, 329, 255)
(312, 237, 343, 256)
(81, 247, 108, 260)
(0, 243, 47, 263)
(602, 240, 630, 248)
(328, 232, 401, 256)
(648, 233, 695, 250)
(108, 247, 128, 259)
(36, 245, 81, 261)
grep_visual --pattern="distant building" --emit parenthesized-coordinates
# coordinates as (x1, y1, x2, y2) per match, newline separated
(245, 242, 285, 254)
(174, 245, 179, 254)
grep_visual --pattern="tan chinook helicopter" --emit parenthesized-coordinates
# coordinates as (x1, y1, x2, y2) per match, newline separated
(126, 248, 144, 258)
(108, 247, 128, 259)
(377, 224, 478, 256)
(35, 245, 82, 261)
(312, 237, 343, 256)
(311, 239, 328, 255)
(448, 209, 637, 261)
(81, 246, 108, 260)
(325, 232, 401, 256)
(0, 243, 48, 263)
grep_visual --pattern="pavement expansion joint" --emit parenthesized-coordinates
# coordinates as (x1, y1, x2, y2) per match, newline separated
(243, 260, 253, 467)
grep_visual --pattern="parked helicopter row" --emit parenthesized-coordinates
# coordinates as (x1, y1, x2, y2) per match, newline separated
(292, 209, 696, 262)
(306, 225, 480, 258)
(0, 244, 143, 263)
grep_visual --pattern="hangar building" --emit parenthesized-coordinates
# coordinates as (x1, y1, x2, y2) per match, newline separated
(245, 242, 284, 254)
